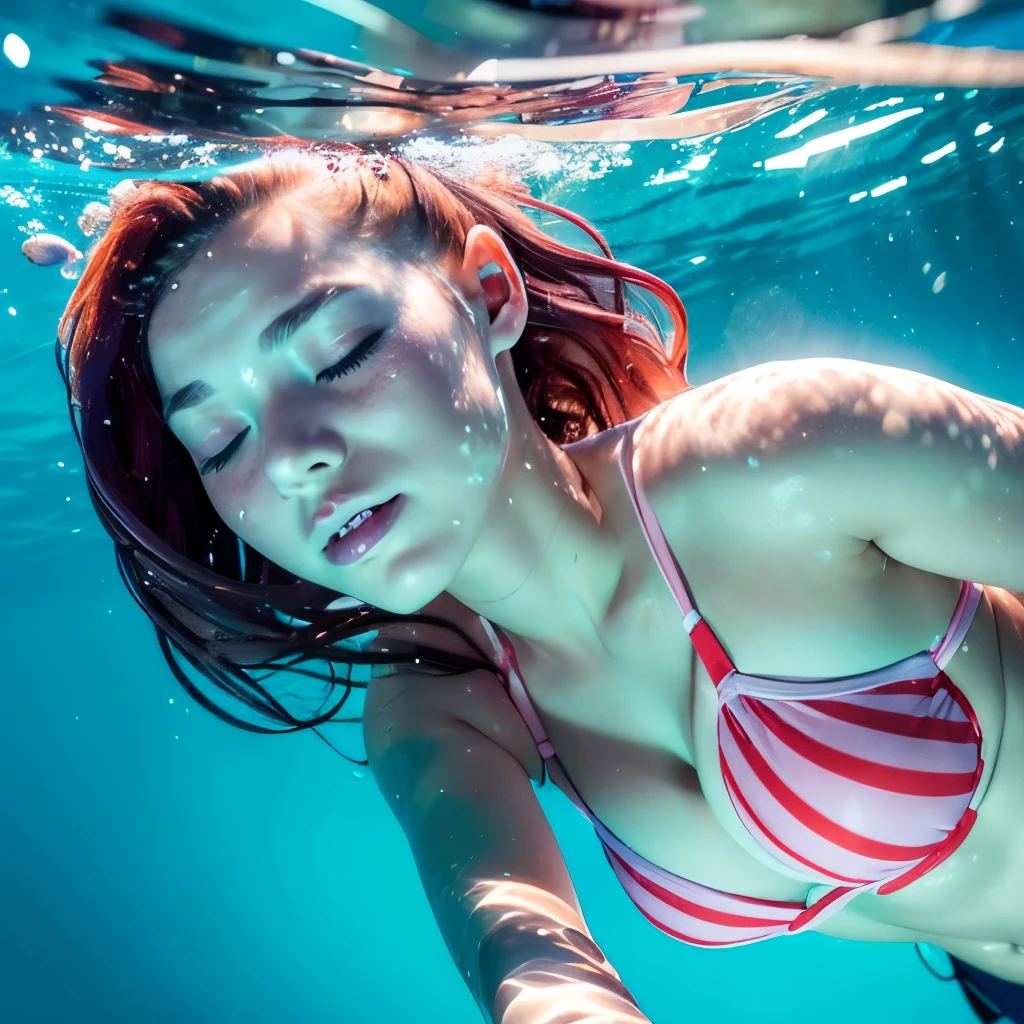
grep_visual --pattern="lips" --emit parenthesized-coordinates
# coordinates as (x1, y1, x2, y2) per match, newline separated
(323, 495, 403, 566)
(311, 491, 354, 535)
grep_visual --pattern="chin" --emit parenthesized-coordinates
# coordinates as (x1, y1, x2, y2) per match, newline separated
(363, 540, 465, 616)
(359, 583, 444, 618)
(380, 573, 449, 617)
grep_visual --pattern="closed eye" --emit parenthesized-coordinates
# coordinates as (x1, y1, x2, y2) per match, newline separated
(200, 425, 251, 476)
(316, 326, 386, 382)
(197, 328, 388, 476)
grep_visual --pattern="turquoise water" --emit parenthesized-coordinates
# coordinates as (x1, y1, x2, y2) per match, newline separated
(2, 4, 1024, 1022)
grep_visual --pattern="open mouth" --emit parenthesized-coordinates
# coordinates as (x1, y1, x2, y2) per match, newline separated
(323, 495, 402, 566)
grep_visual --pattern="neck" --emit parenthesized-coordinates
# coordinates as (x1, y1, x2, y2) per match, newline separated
(446, 356, 625, 656)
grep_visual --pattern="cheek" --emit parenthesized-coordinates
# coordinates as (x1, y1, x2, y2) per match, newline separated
(202, 462, 280, 552)
(382, 339, 507, 478)
(449, 344, 509, 482)
(393, 308, 506, 428)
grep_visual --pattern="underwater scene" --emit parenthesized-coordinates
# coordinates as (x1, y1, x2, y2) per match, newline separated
(3, 1, 1024, 1022)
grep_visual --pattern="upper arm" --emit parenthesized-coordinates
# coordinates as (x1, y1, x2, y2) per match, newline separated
(362, 666, 583, 961)
(637, 358, 1024, 589)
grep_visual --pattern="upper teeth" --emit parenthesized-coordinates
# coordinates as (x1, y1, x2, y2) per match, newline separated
(336, 507, 374, 539)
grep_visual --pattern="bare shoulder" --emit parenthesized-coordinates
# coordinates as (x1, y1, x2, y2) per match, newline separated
(632, 355, 1024, 539)
(634, 356, 1023, 488)
(363, 666, 541, 777)
(362, 603, 543, 783)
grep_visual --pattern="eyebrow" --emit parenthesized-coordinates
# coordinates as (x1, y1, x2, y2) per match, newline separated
(258, 283, 359, 352)
(164, 380, 213, 419)
(163, 283, 361, 420)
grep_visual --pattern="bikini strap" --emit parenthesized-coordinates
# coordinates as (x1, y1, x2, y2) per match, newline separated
(479, 618, 620, 831)
(478, 616, 556, 760)
(617, 426, 698, 621)
(930, 581, 984, 671)
(617, 425, 737, 687)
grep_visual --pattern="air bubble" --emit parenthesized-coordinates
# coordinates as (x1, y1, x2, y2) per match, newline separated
(3, 33, 30, 69)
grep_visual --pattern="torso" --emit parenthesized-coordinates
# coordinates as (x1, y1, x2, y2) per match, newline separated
(448, 391, 1024, 968)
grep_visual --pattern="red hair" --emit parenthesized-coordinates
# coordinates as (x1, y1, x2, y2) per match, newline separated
(57, 144, 689, 755)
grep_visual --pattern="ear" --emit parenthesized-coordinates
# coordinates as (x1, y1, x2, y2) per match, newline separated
(460, 224, 528, 355)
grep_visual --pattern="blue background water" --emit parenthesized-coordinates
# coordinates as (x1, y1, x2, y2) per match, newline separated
(2, 13, 1024, 1022)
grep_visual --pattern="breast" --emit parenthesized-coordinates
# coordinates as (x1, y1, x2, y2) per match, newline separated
(513, 626, 816, 899)
(837, 585, 1023, 942)
(692, 580, 1024, 944)
(665, 489, 995, 872)
(719, 664, 983, 885)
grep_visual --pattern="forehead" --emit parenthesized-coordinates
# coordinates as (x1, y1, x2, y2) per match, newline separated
(150, 203, 322, 340)
(148, 201, 381, 369)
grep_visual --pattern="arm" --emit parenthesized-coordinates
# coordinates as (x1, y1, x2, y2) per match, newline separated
(938, 938, 1024, 986)
(637, 357, 1024, 588)
(364, 664, 651, 1024)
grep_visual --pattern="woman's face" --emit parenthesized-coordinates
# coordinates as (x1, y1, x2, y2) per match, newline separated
(147, 195, 518, 614)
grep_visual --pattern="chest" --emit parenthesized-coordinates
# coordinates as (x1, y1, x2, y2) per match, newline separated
(509, 524, 985, 900)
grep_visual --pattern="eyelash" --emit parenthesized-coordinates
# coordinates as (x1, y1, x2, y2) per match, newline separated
(199, 327, 387, 476)
(315, 327, 386, 382)
(200, 425, 251, 476)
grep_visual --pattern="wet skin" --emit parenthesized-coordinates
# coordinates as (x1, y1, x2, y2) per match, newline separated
(149, 191, 1024, 984)
(149, 224, 499, 612)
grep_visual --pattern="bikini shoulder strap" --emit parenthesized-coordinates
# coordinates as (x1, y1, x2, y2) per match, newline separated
(478, 616, 555, 760)
(617, 423, 736, 687)
(930, 581, 984, 671)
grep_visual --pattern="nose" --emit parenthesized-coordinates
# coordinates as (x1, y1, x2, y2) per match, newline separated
(264, 427, 346, 496)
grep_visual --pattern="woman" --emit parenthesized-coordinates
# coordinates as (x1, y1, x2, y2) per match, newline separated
(57, 145, 1024, 1024)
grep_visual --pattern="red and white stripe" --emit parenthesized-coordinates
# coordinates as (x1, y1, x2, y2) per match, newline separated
(477, 420, 985, 949)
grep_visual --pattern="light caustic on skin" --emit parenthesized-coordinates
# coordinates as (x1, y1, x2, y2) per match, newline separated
(147, 203, 512, 616)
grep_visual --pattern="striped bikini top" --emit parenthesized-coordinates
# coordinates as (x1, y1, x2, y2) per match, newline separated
(480, 422, 985, 947)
